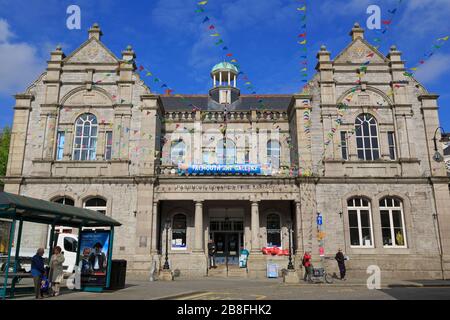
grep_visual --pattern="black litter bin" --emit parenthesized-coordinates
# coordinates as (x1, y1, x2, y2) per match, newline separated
(109, 260, 127, 290)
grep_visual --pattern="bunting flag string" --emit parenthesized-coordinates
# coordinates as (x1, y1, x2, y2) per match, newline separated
(194, 0, 269, 116)
(368, 0, 404, 50)
(405, 35, 449, 79)
(297, 0, 308, 89)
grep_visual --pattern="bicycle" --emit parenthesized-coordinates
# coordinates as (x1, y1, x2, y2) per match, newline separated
(310, 267, 334, 284)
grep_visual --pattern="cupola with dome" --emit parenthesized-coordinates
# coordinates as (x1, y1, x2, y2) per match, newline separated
(209, 61, 240, 105)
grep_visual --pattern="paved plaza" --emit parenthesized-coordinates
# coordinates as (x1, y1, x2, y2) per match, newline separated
(11, 277, 450, 300)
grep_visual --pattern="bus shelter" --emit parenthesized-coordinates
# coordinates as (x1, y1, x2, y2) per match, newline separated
(0, 192, 121, 299)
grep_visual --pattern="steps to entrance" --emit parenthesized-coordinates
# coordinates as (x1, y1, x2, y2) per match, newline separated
(207, 266, 248, 278)
(207, 266, 227, 278)
(227, 266, 248, 278)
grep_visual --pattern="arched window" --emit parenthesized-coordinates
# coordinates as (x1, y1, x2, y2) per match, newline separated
(51, 197, 75, 234)
(380, 197, 407, 247)
(267, 140, 280, 169)
(355, 114, 379, 160)
(172, 214, 187, 249)
(170, 140, 186, 165)
(266, 214, 281, 248)
(347, 197, 374, 247)
(73, 113, 98, 161)
(84, 197, 107, 214)
(53, 197, 75, 206)
(217, 139, 236, 164)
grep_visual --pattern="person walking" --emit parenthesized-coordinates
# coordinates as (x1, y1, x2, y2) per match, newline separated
(208, 239, 217, 269)
(31, 248, 45, 299)
(302, 251, 312, 282)
(335, 248, 346, 280)
(49, 246, 65, 296)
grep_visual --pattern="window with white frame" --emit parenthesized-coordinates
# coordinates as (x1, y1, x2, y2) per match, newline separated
(51, 197, 75, 234)
(172, 214, 187, 249)
(217, 139, 236, 164)
(72, 113, 98, 161)
(266, 214, 281, 248)
(347, 197, 374, 247)
(104, 131, 113, 161)
(56, 131, 65, 161)
(267, 140, 280, 169)
(170, 140, 186, 164)
(355, 114, 380, 160)
(84, 197, 107, 215)
(380, 197, 407, 247)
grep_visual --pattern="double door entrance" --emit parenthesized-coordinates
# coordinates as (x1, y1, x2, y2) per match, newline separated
(212, 232, 242, 265)
(210, 218, 244, 266)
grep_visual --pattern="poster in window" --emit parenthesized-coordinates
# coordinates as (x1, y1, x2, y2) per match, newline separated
(79, 230, 110, 287)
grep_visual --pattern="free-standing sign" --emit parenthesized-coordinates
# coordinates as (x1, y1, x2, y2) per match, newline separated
(79, 230, 110, 288)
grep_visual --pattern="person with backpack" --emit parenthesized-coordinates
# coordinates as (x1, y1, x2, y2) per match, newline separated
(302, 251, 312, 282)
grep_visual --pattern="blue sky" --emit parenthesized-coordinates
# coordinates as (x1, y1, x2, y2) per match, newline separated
(0, 0, 449, 130)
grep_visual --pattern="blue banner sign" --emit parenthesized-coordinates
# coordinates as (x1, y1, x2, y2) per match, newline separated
(178, 164, 263, 175)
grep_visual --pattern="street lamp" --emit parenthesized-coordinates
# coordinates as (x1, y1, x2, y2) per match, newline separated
(432, 127, 446, 162)
(287, 221, 294, 270)
(163, 218, 171, 270)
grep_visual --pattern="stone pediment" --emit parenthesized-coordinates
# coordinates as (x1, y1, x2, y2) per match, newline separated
(62, 88, 112, 106)
(334, 38, 386, 64)
(340, 88, 390, 107)
(64, 39, 118, 64)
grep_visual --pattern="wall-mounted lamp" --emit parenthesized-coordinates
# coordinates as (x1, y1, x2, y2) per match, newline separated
(338, 211, 343, 218)
(432, 213, 438, 220)
(432, 127, 446, 162)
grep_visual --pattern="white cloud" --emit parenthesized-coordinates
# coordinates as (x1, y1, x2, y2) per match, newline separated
(0, 19, 13, 43)
(0, 19, 44, 95)
(414, 53, 450, 84)
(397, 0, 450, 36)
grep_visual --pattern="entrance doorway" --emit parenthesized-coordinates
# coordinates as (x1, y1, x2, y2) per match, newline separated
(210, 218, 244, 266)
(213, 232, 240, 265)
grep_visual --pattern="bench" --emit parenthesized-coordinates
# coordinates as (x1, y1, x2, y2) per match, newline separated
(0, 272, 34, 299)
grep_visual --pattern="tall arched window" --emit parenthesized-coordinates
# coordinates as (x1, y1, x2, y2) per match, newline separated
(267, 140, 280, 169)
(266, 214, 281, 248)
(380, 197, 407, 247)
(172, 214, 187, 249)
(217, 139, 236, 164)
(84, 197, 107, 214)
(73, 113, 98, 161)
(170, 140, 186, 164)
(347, 197, 374, 247)
(355, 114, 379, 160)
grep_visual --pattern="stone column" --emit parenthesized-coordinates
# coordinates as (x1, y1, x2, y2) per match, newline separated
(295, 201, 303, 254)
(251, 201, 260, 252)
(150, 201, 159, 254)
(194, 201, 204, 252)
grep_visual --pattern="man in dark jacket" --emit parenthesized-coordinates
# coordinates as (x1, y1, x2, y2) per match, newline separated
(208, 239, 217, 269)
(31, 248, 45, 299)
(89, 242, 107, 273)
(335, 248, 346, 280)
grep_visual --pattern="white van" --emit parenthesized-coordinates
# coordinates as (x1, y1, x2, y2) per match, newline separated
(1, 233, 78, 274)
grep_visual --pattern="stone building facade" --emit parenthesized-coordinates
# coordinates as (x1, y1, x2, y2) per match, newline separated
(3, 23, 450, 280)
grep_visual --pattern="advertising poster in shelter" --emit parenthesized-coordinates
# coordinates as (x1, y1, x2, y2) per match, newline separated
(79, 230, 110, 287)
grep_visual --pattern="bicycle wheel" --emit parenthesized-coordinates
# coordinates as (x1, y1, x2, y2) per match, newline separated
(324, 273, 334, 284)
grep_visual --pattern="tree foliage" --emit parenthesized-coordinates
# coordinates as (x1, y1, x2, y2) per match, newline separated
(0, 126, 11, 181)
